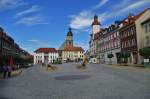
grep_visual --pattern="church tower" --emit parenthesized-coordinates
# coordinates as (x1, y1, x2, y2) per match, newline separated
(92, 15, 101, 39)
(66, 28, 73, 46)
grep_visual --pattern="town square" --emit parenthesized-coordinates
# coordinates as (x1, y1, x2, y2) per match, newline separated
(0, 0, 150, 99)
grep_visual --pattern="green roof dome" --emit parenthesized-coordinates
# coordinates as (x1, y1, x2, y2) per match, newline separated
(67, 28, 73, 36)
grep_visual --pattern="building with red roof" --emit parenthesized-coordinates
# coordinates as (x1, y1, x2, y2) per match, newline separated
(58, 28, 84, 62)
(119, 8, 150, 64)
(89, 8, 149, 65)
(89, 15, 101, 63)
(34, 48, 58, 64)
(62, 45, 84, 62)
(135, 8, 150, 64)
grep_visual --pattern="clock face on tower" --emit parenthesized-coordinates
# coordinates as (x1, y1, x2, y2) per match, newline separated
(93, 25, 100, 34)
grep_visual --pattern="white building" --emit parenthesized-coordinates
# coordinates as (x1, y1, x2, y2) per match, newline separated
(34, 48, 58, 64)
(89, 15, 101, 63)
(103, 24, 121, 64)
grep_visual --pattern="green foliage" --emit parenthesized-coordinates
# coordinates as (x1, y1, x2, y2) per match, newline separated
(117, 52, 130, 64)
(52, 59, 62, 64)
(139, 47, 150, 58)
(2, 55, 9, 65)
(2, 54, 33, 65)
(124, 52, 130, 58)
(107, 53, 114, 58)
(119, 52, 130, 58)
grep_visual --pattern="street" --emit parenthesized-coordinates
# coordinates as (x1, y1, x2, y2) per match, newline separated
(0, 63, 150, 99)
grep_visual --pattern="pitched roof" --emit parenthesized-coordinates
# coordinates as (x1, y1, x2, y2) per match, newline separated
(121, 8, 150, 26)
(63, 45, 84, 51)
(35, 48, 57, 53)
(135, 8, 150, 20)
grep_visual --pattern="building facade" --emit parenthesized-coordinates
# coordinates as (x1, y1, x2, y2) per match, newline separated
(0, 27, 31, 66)
(119, 8, 150, 64)
(101, 24, 121, 64)
(59, 28, 73, 50)
(89, 15, 101, 63)
(120, 15, 138, 64)
(34, 48, 58, 64)
(62, 45, 84, 62)
(89, 8, 149, 65)
(59, 28, 84, 62)
(135, 8, 150, 64)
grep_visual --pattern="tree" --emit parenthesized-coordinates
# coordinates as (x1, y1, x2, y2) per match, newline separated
(139, 47, 150, 58)
(107, 53, 114, 65)
(123, 52, 130, 63)
(119, 52, 130, 64)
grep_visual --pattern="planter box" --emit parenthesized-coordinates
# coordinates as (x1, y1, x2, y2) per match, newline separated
(144, 59, 150, 67)
(144, 63, 150, 67)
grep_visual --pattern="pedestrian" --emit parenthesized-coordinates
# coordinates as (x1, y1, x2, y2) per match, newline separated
(7, 65, 12, 77)
(0, 66, 2, 73)
(2, 65, 7, 79)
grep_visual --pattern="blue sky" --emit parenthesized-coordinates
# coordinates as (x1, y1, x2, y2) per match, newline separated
(0, 0, 149, 54)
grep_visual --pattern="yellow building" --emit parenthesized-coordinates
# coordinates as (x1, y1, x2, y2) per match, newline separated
(62, 45, 84, 62)
(135, 8, 150, 64)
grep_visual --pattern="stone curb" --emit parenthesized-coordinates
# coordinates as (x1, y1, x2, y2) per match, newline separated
(0, 69, 22, 78)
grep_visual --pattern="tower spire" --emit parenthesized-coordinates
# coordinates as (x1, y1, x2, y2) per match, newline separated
(92, 14, 101, 25)
(69, 27, 72, 32)
(67, 27, 73, 36)
(94, 14, 98, 20)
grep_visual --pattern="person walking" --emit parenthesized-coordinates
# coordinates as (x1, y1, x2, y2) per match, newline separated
(2, 65, 7, 79)
(7, 65, 12, 77)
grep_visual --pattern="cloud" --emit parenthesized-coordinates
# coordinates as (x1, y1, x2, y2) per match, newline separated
(117, 0, 150, 15)
(69, 0, 109, 30)
(0, 0, 26, 11)
(69, 11, 93, 29)
(70, 0, 150, 29)
(94, 0, 150, 25)
(15, 15, 48, 26)
(69, 10, 109, 30)
(25, 39, 52, 52)
(93, 0, 109, 9)
(27, 39, 39, 42)
(27, 39, 50, 46)
(15, 5, 41, 17)
(75, 42, 89, 50)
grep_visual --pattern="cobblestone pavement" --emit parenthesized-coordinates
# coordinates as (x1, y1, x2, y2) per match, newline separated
(0, 63, 150, 99)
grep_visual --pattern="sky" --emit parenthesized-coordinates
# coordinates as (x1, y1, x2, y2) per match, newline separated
(0, 0, 150, 54)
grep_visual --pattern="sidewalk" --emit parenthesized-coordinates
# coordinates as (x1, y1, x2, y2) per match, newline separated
(103, 63, 150, 72)
(0, 69, 22, 79)
(111, 64, 144, 68)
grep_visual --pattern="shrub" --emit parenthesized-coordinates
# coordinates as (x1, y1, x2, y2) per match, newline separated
(139, 47, 150, 58)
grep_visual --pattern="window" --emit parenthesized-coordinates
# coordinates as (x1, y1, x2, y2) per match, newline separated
(145, 25, 148, 33)
(149, 23, 150, 33)
(128, 31, 130, 36)
(131, 39, 133, 46)
(109, 36, 110, 40)
(111, 34, 113, 39)
(118, 41, 120, 47)
(134, 39, 136, 46)
(114, 33, 116, 38)
(124, 41, 126, 48)
(121, 42, 124, 48)
(117, 32, 119, 36)
(146, 36, 149, 45)
(114, 41, 117, 47)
